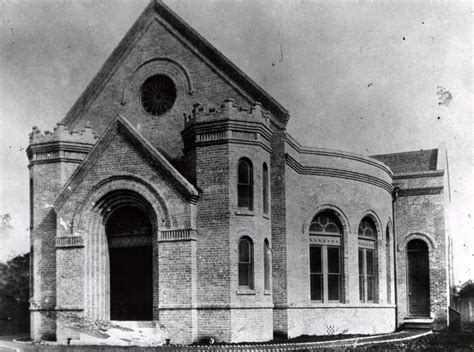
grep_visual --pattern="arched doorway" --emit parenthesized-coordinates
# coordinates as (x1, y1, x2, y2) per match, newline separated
(106, 205, 153, 320)
(407, 239, 430, 317)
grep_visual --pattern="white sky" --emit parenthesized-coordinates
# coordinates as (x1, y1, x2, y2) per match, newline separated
(0, 0, 472, 283)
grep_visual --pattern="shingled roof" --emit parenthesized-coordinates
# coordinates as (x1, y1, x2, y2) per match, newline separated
(371, 149, 438, 174)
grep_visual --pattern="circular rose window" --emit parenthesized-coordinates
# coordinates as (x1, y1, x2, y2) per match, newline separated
(140, 74, 177, 116)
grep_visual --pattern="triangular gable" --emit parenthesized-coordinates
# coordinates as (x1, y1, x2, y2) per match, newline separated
(54, 114, 199, 211)
(61, 0, 289, 129)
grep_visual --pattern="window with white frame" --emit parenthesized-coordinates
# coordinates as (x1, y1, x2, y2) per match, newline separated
(309, 211, 343, 302)
(264, 238, 271, 291)
(358, 217, 377, 303)
(238, 237, 254, 289)
(237, 158, 253, 210)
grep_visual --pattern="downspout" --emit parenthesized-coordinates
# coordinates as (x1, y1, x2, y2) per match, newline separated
(392, 186, 400, 330)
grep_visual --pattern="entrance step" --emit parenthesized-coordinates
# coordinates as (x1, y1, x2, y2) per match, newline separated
(403, 317, 434, 329)
(111, 320, 156, 329)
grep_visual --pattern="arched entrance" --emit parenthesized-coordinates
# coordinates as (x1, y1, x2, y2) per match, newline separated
(407, 239, 430, 317)
(106, 205, 153, 320)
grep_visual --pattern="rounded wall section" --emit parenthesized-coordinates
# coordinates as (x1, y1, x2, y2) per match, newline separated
(286, 147, 394, 311)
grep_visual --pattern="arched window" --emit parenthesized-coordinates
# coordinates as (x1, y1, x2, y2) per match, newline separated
(309, 211, 343, 302)
(238, 158, 253, 210)
(238, 237, 254, 289)
(263, 163, 269, 214)
(358, 217, 377, 303)
(264, 239, 271, 291)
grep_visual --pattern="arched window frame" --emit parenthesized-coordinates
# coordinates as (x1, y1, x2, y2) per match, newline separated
(358, 217, 378, 303)
(263, 163, 269, 215)
(264, 238, 271, 292)
(237, 158, 253, 211)
(238, 236, 254, 289)
(309, 211, 344, 303)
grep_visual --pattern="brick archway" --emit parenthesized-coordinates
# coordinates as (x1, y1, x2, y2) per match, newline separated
(73, 177, 167, 320)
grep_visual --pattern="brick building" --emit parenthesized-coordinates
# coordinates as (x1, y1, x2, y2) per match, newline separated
(27, 0, 451, 344)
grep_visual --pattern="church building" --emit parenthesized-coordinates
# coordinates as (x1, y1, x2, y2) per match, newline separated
(27, 0, 451, 344)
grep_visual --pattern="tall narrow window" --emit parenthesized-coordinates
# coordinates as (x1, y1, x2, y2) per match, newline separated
(264, 239, 271, 291)
(263, 163, 269, 214)
(238, 159, 253, 210)
(358, 217, 377, 303)
(309, 211, 343, 302)
(238, 237, 254, 289)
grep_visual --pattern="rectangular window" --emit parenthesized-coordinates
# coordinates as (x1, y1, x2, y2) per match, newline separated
(310, 246, 322, 301)
(238, 185, 250, 208)
(359, 249, 365, 302)
(359, 248, 376, 302)
(327, 247, 340, 301)
(366, 249, 375, 302)
(238, 262, 251, 287)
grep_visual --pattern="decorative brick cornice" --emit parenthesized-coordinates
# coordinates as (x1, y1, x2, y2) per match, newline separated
(286, 154, 393, 194)
(286, 134, 393, 177)
(182, 100, 273, 153)
(55, 236, 84, 248)
(393, 170, 444, 180)
(158, 229, 197, 242)
(27, 123, 96, 166)
(397, 187, 443, 197)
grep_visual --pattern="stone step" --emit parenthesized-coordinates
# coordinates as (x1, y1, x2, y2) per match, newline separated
(403, 317, 434, 330)
(110, 320, 157, 329)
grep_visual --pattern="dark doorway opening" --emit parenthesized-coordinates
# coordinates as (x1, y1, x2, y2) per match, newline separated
(106, 206, 153, 321)
(407, 239, 430, 317)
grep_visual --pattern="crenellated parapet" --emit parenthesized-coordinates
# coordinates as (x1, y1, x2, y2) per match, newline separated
(27, 122, 97, 166)
(182, 99, 273, 153)
(184, 99, 271, 128)
(29, 122, 96, 145)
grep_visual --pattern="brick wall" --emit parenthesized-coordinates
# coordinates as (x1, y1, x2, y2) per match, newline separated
(65, 16, 253, 161)
(394, 179, 448, 329)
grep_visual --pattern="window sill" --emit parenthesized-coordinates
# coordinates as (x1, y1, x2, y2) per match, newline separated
(263, 214, 270, 219)
(264, 290, 271, 295)
(235, 210, 254, 216)
(236, 288, 256, 295)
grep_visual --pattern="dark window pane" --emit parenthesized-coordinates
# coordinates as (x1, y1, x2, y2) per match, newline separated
(310, 246, 322, 273)
(239, 263, 249, 286)
(237, 159, 253, 210)
(328, 274, 340, 301)
(309, 223, 324, 233)
(325, 224, 339, 233)
(238, 185, 249, 208)
(359, 274, 365, 302)
(327, 247, 340, 274)
(238, 161, 250, 184)
(366, 250, 374, 276)
(239, 239, 250, 262)
(310, 273, 322, 301)
(358, 249, 364, 274)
